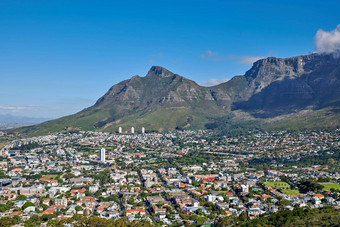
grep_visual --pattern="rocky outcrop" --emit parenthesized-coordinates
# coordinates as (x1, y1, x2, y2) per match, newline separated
(12, 53, 340, 135)
(232, 54, 340, 117)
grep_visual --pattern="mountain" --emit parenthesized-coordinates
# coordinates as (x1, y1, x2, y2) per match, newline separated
(11, 53, 340, 136)
(232, 54, 340, 117)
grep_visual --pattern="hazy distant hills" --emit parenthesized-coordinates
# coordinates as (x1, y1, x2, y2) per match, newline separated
(0, 114, 50, 130)
(12, 53, 340, 136)
(0, 114, 49, 124)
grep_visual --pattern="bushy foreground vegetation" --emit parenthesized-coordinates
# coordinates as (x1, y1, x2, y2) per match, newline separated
(215, 206, 340, 227)
(0, 207, 338, 227)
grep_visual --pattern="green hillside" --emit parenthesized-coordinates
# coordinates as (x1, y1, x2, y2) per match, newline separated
(10, 54, 340, 136)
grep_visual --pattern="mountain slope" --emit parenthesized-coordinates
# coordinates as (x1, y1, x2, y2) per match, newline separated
(11, 54, 340, 136)
(232, 54, 340, 117)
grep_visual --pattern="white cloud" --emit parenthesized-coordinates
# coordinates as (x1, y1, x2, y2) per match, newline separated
(200, 50, 266, 64)
(200, 50, 219, 59)
(197, 78, 230, 87)
(0, 105, 29, 110)
(206, 50, 218, 57)
(228, 55, 266, 65)
(315, 24, 340, 56)
(237, 56, 266, 65)
(0, 106, 33, 116)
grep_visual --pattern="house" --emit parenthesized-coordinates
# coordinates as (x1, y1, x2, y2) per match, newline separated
(8, 168, 23, 177)
(43, 209, 56, 214)
(70, 187, 86, 197)
(193, 174, 218, 181)
(240, 185, 249, 193)
(183, 206, 207, 213)
(205, 194, 224, 203)
(313, 193, 325, 200)
(89, 185, 99, 193)
(152, 205, 166, 218)
(216, 202, 229, 210)
(125, 208, 146, 216)
(76, 196, 96, 207)
(10, 211, 22, 217)
(39, 178, 58, 186)
(55, 198, 68, 207)
(66, 206, 77, 216)
(246, 208, 263, 219)
(147, 196, 165, 205)
(23, 206, 36, 213)
(4, 193, 16, 200)
(312, 197, 322, 205)
(20, 187, 44, 196)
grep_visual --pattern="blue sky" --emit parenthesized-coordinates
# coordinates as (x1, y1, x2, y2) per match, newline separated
(1, 0, 340, 119)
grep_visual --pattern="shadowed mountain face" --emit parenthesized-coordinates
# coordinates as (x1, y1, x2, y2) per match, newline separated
(232, 54, 340, 117)
(12, 54, 340, 135)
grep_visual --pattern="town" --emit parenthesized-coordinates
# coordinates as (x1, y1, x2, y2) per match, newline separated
(0, 129, 339, 226)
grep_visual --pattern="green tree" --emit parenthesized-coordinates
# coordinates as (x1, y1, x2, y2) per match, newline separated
(75, 206, 82, 212)
(192, 180, 199, 187)
(16, 195, 27, 200)
(238, 211, 249, 222)
(0, 217, 16, 227)
(41, 204, 49, 211)
(298, 180, 324, 193)
(0, 171, 6, 179)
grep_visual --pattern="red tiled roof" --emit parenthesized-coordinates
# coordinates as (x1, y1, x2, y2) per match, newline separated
(262, 194, 271, 199)
(313, 193, 324, 197)
(43, 209, 55, 214)
(50, 205, 66, 208)
(126, 208, 145, 213)
(10, 211, 22, 217)
(70, 188, 86, 194)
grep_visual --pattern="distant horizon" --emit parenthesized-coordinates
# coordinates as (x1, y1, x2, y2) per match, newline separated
(1, 0, 339, 119)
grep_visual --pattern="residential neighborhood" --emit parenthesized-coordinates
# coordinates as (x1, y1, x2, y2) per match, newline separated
(0, 129, 339, 226)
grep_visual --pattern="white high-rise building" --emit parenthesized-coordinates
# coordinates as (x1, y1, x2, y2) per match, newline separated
(141, 127, 145, 134)
(99, 148, 106, 162)
(131, 127, 135, 133)
(118, 127, 122, 133)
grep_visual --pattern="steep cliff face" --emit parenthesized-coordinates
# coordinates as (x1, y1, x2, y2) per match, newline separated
(232, 54, 340, 117)
(12, 53, 340, 135)
(94, 66, 212, 110)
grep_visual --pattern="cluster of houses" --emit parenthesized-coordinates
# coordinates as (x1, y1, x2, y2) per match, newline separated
(0, 129, 338, 225)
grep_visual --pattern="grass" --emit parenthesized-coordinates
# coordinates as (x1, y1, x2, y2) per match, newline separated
(264, 181, 290, 189)
(42, 174, 59, 179)
(0, 142, 10, 149)
(79, 150, 96, 155)
(281, 189, 300, 195)
(320, 183, 340, 191)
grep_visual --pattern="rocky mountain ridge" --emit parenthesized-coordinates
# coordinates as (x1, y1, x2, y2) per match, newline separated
(12, 53, 340, 135)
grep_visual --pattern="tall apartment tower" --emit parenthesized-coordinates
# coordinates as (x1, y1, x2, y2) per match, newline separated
(141, 127, 145, 134)
(118, 127, 122, 133)
(131, 127, 135, 133)
(100, 148, 106, 162)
